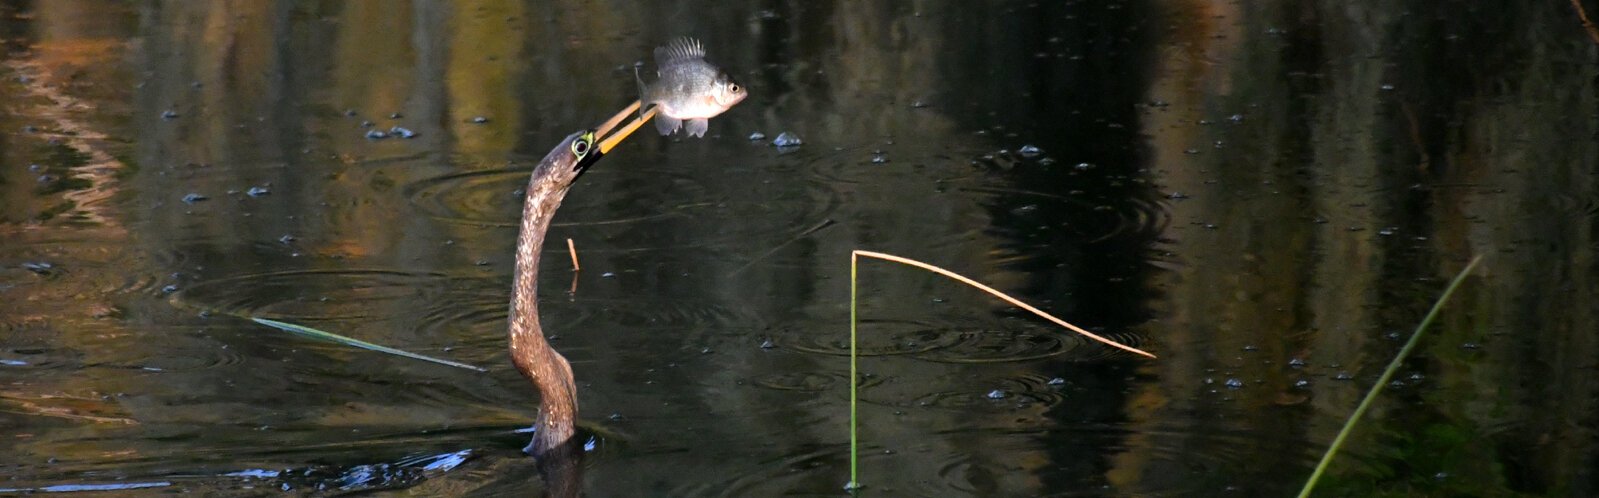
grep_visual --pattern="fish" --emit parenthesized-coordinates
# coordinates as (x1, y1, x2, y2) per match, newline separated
(636, 37, 747, 138)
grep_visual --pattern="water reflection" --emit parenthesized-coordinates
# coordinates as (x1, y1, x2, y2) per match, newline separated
(0, 0, 1595, 495)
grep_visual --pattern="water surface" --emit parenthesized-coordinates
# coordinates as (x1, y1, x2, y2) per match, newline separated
(1, 1, 1596, 496)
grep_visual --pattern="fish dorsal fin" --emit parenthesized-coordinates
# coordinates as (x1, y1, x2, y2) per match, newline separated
(654, 37, 705, 65)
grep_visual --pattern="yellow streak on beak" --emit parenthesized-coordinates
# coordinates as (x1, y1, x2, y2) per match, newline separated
(598, 105, 658, 154)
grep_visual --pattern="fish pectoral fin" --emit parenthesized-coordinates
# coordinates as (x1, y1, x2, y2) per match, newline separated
(685, 118, 709, 138)
(655, 114, 682, 135)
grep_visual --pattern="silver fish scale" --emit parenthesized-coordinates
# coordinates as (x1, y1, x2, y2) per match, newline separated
(650, 60, 720, 112)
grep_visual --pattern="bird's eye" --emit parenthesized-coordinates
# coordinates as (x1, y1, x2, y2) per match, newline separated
(571, 134, 592, 158)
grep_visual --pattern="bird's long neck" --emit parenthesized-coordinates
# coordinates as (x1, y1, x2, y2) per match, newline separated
(509, 166, 577, 457)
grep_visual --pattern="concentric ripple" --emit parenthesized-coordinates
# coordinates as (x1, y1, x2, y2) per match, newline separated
(962, 185, 1170, 244)
(405, 168, 694, 228)
(751, 370, 887, 393)
(908, 373, 1067, 411)
(402, 166, 840, 251)
(777, 318, 1150, 363)
(666, 444, 870, 497)
(171, 269, 452, 321)
(412, 276, 764, 337)
(774, 319, 968, 357)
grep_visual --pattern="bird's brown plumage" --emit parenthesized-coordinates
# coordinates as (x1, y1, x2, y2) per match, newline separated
(509, 131, 594, 457)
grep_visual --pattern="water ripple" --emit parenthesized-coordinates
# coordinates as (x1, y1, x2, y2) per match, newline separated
(171, 269, 452, 321)
(775, 318, 1150, 363)
(403, 166, 840, 251)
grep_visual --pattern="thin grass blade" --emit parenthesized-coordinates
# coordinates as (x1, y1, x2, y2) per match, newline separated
(1297, 255, 1483, 497)
(250, 317, 487, 372)
(847, 251, 861, 492)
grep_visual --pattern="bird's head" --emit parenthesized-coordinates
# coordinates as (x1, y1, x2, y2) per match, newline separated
(531, 130, 602, 192)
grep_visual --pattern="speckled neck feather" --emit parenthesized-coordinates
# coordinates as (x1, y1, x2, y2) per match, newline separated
(508, 150, 579, 457)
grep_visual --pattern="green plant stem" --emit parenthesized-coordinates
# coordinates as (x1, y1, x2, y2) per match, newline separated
(1298, 255, 1482, 498)
(847, 251, 860, 491)
(250, 317, 486, 372)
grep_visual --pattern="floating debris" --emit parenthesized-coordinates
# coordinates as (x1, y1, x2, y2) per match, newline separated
(471, 116, 490, 124)
(181, 193, 208, 204)
(1018, 144, 1041, 157)
(986, 389, 1008, 399)
(748, 131, 766, 141)
(246, 186, 271, 197)
(161, 110, 179, 119)
(389, 126, 417, 139)
(772, 132, 802, 147)
(364, 130, 388, 140)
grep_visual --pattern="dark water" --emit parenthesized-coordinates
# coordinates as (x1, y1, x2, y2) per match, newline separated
(1, 1, 1595, 496)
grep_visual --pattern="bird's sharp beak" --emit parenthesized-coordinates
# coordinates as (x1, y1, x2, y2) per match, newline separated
(595, 101, 658, 155)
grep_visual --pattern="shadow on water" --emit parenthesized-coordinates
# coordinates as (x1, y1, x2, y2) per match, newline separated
(1, 0, 1597, 496)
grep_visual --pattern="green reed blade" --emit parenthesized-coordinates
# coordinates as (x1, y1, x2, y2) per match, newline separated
(1298, 255, 1482, 498)
(250, 317, 487, 373)
(846, 251, 861, 492)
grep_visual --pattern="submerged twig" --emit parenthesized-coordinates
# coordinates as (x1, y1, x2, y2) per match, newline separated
(1573, 0, 1599, 45)
(250, 317, 487, 372)
(567, 238, 580, 272)
(1297, 255, 1483, 498)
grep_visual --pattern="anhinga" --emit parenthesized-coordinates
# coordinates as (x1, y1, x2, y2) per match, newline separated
(510, 102, 656, 457)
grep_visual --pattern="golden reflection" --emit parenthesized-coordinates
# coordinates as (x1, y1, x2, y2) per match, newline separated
(1, 1, 1595, 495)
(446, 0, 525, 154)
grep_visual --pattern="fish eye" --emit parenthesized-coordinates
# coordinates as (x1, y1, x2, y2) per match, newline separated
(730, 83, 741, 92)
